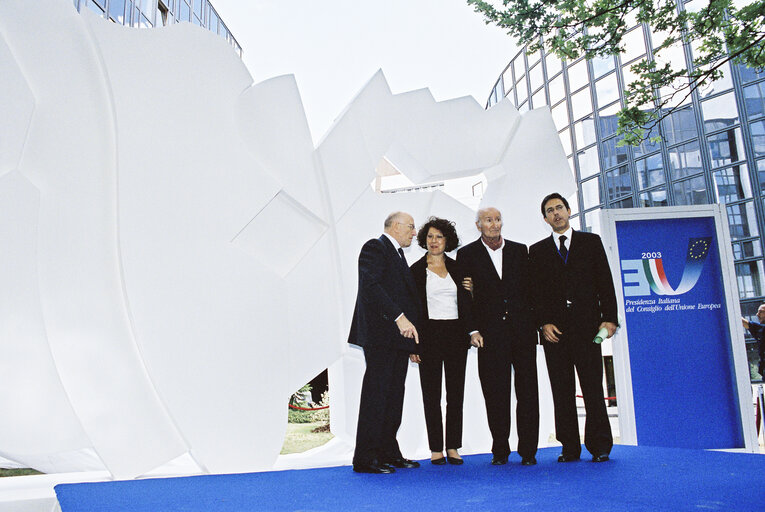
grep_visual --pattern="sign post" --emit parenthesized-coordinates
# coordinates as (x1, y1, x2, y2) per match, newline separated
(601, 205, 757, 451)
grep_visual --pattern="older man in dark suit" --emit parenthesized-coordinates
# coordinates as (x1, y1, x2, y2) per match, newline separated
(529, 192, 618, 463)
(456, 207, 540, 466)
(348, 211, 422, 474)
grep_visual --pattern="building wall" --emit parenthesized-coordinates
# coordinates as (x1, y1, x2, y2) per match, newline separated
(72, 0, 241, 56)
(486, 5, 765, 381)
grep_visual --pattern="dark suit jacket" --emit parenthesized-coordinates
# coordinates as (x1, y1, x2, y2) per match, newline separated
(456, 238, 536, 347)
(348, 235, 421, 352)
(528, 230, 618, 341)
(410, 254, 475, 347)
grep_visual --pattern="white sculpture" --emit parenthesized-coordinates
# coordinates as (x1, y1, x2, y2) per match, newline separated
(0, 0, 573, 479)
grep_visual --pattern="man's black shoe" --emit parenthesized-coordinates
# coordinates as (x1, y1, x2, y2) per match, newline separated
(521, 456, 537, 466)
(491, 455, 508, 465)
(381, 457, 420, 468)
(353, 462, 395, 474)
(591, 454, 610, 463)
(557, 454, 580, 462)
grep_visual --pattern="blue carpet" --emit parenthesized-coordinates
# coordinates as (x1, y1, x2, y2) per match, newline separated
(55, 445, 765, 511)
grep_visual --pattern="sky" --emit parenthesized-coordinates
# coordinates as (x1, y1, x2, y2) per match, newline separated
(210, 0, 519, 143)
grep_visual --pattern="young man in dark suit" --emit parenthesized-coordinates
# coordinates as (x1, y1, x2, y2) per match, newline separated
(348, 211, 422, 474)
(529, 193, 618, 463)
(456, 207, 540, 466)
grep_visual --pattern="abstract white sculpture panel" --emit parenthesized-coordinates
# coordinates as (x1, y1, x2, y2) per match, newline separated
(0, 0, 574, 478)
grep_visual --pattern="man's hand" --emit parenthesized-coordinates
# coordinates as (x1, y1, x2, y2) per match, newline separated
(742, 317, 750, 329)
(470, 331, 484, 348)
(396, 314, 419, 344)
(462, 277, 473, 295)
(409, 354, 421, 363)
(599, 321, 618, 338)
(541, 324, 562, 343)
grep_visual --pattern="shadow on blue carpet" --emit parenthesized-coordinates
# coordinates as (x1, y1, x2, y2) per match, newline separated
(55, 445, 765, 511)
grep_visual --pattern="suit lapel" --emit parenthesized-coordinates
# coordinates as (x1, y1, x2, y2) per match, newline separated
(478, 241, 502, 282)
(381, 235, 418, 299)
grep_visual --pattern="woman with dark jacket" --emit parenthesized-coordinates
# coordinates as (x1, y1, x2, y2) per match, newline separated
(410, 217, 481, 465)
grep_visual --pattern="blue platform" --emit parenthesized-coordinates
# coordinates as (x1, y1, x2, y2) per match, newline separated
(55, 445, 765, 511)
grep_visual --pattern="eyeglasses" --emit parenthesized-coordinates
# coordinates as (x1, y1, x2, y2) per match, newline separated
(397, 222, 416, 230)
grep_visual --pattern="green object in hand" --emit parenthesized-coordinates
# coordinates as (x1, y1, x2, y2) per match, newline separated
(593, 327, 609, 344)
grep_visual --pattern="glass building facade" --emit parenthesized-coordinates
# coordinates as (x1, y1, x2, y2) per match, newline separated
(72, 0, 241, 57)
(486, 8, 765, 382)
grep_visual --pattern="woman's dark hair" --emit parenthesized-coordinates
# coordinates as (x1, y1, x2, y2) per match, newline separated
(417, 216, 460, 252)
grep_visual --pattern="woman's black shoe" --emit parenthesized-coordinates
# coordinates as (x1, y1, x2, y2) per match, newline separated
(447, 456, 464, 465)
(431, 457, 447, 465)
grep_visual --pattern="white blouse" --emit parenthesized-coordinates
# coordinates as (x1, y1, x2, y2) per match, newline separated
(426, 269, 459, 320)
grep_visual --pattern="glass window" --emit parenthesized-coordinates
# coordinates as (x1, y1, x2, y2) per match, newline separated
(736, 260, 765, 298)
(529, 64, 544, 92)
(546, 53, 562, 77)
(636, 154, 665, 189)
(595, 73, 620, 108)
(639, 187, 668, 207)
(551, 101, 570, 130)
(621, 27, 646, 63)
(179, 0, 190, 21)
(567, 59, 589, 92)
(728, 201, 760, 240)
(519, 101, 530, 113)
(662, 104, 697, 145)
(570, 87, 593, 121)
(606, 165, 631, 201)
(91, 0, 105, 8)
(193, 0, 203, 20)
(567, 190, 580, 216)
(601, 137, 628, 168)
(668, 140, 703, 179)
(86, 0, 105, 14)
(713, 164, 751, 203)
(701, 92, 739, 131)
(673, 175, 708, 205)
(559, 128, 572, 156)
(516, 76, 528, 105)
(621, 63, 639, 95)
(582, 177, 602, 209)
(708, 128, 745, 167)
(611, 196, 634, 208)
(528, 48, 542, 67)
(574, 117, 597, 149)
(632, 125, 661, 159)
(109, 0, 126, 22)
(591, 55, 616, 79)
(582, 207, 603, 234)
(739, 64, 765, 84)
(568, 156, 577, 181)
(577, 145, 600, 179)
(694, 50, 733, 99)
(744, 82, 765, 120)
(733, 240, 762, 259)
(532, 88, 547, 109)
(502, 65, 514, 97)
(758, 159, 765, 191)
(549, 74, 565, 105)
(751, 120, 765, 158)
(598, 103, 620, 138)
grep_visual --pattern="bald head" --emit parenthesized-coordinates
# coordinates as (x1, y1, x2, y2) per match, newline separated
(384, 211, 416, 248)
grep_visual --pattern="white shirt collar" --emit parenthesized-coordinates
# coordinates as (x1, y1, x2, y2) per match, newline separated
(383, 232, 401, 251)
(552, 227, 573, 247)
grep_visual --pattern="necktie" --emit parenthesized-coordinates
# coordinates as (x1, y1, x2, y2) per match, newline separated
(559, 235, 568, 262)
(398, 247, 407, 265)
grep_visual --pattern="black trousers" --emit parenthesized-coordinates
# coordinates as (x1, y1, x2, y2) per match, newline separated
(418, 319, 468, 452)
(544, 336, 613, 458)
(353, 345, 409, 466)
(476, 335, 539, 459)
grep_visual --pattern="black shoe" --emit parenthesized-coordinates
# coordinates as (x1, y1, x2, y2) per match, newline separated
(353, 462, 395, 474)
(431, 457, 446, 465)
(591, 454, 610, 463)
(382, 457, 420, 469)
(491, 455, 508, 465)
(447, 456, 464, 465)
(557, 454, 580, 463)
(521, 456, 537, 466)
